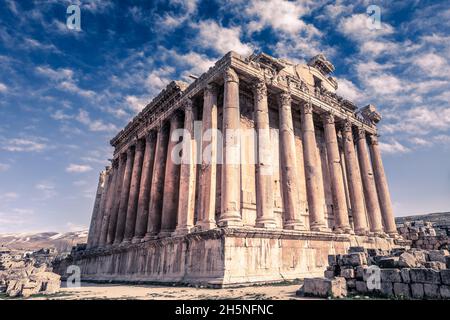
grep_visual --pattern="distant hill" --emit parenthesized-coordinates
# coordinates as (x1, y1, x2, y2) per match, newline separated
(396, 212, 450, 225)
(0, 230, 88, 253)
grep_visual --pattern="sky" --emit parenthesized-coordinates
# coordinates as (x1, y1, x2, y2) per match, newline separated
(0, 0, 449, 234)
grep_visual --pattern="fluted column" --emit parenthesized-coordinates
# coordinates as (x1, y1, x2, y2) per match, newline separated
(218, 67, 242, 227)
(123, 139, 145, 243)
(368, 134, 397, 236)
(106, 153, 126, 245)
(301, 102, 328, 231)
(99, 165, 117, 247)
(341, 121, 368, 235)
(253, 80, 276, 228)
(144, 125, 170, 240)
(196, 84, 218, 230)
(114, 146, 135, 244)
(278, 92, 305, 230)
(356, 127, 384, 235)
(87, 170, 106, 248)
(160, 112, 184, 236)
(174, 101, 197, 235)
(132, 131, 157, 243)
(322, 112, 352, 234)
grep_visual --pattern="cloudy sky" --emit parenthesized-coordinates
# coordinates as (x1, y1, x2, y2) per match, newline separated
(0, 0, 449, 233)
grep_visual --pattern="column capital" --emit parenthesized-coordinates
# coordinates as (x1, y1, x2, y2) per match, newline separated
(171, 110, 184, 123)
(252, 79, 267, 102)
(321, 111, 335, 125)
(278, 91, 291, 106)
(136, 138, 145, 151)
(120, 151, 127, 161)
(303, 101, 313, 114)
(355, 126, 367, 141)
(183, 98, 193, 111)
(205, 82, 218, 96)
(145, 129, 157, 141)
(368, 134, 379, 145)
(342, 119, 353, 133)
(224, 67, 239, 83)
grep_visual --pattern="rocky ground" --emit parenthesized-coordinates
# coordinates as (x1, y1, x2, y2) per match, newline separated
(1, 282, 309, 300)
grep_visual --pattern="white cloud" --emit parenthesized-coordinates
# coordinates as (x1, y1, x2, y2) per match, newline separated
(379, 139, 410, 155)
(336, 78, 364, 103)
(193, 20, 253, 56)
(35, 182, 57, 200)
(159, 0, 199, 28)
(0, 192, 19, 201)
(1, 138, 47, 152)
(0, 82, 8, 93)
(66, 164, 93, 173)
(76, 109, 118, 132)
(338, 13, 394, 42)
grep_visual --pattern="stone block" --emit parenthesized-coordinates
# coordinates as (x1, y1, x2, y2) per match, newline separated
(381, 269, 401, 283)
(348, 247, 366, 254)
(379, 282, 393, 297)
(409, 268, 441, 284)
(346, 279, 356, 289)
(411, 250, 427, 264)
(424, 261, 446, 270)
(355, 266, 367, 280)
(446, 256, 450, 269)
(392, 248, 406, 256)
(398, 252, 418, 268)
(340, 252, 367, 267)
(423, 283, 440, 299)
(340, 268, 354, 279)
(427, 250, 447, 263)
(324, 270, 335, 279)
(440, 270, 450, 285)
(393, 282, 411, 299)
(355, 280, 368, 293)
(378, 257, 399, 268)
(328, 254, 337, 266)
(302, 277, 347, 298)
(440, 285, 450, 299)
(401, 268, 411, 283)
(411, 283, 424, 299)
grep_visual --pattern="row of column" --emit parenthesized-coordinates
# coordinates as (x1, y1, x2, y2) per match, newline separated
(87, 67, 397, 248)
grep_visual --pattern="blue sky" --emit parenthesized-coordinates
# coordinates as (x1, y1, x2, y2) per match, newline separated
(0, 0, 449, 233)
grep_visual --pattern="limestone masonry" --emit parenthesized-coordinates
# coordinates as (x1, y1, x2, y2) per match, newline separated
(60, 51, 402, 286)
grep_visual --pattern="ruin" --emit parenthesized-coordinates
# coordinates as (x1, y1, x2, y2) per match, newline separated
(61, 51, 402, 286)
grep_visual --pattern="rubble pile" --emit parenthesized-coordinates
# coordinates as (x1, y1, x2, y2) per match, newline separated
(298, 246, 450, 299)
(0, 250, 61, 298)
(397, 220, 449, 250)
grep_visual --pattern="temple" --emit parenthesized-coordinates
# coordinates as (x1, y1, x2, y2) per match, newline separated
(64, 51, 401, 286)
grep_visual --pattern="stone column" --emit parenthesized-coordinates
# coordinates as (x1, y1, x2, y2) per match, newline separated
(301, 102, 328, 232)
(218, 67, 242, 227)
(114, 146, 135, 244)
(322, 112, 352, 234)
(99, 165, 117, 247)
(341, 121, 368, 235)
(123, 139, 145, 244)
(278, 92, 305, 230)
(196, 84, 218, 230)
(174, 101, 197, 235)
(87, 170, 106, 248)
(356, 127, 384, 235)
(368, 134, 398, 236)
(106, 153, 126, 245)
(144, 125, 170, 240)
(92, 167, 111, 247)
(160, 112, 184, 236)
(253, 80, 276, 228)
(132, 131, 157, 243)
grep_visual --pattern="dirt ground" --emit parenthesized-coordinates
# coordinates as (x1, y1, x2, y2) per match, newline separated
(27, 282, 312, 300)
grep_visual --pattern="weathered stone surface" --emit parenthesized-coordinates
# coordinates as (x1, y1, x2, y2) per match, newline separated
(400, 268, 411, 283)
(423, 283, 440, 299)
(424, 261, 446, 270)
(302, 277, 347, 298)
(398, 252, 418, 268)
(340, 252, 367, 267)
(378, 257, 399, 268)
(340, 268, 354, 279)
(393, 282, 411, 299)
(380, 269, 401, 283)
(446, 256, 450, 269)
(427, 250, 447, 263)
(324, 270, 335, 279)
(347, 279, 356, 289)
(409, 268, 441, 284)
(328, 254, 338, 266)
(355, 265, 368, 280)
(355, 280, 368, 293)
(348, 246, 366, 254)
(410, 283, 424, 299)
(379, 281, 393, 297)
(440, 285, 450, 299)
(441, 269, 450, 285)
